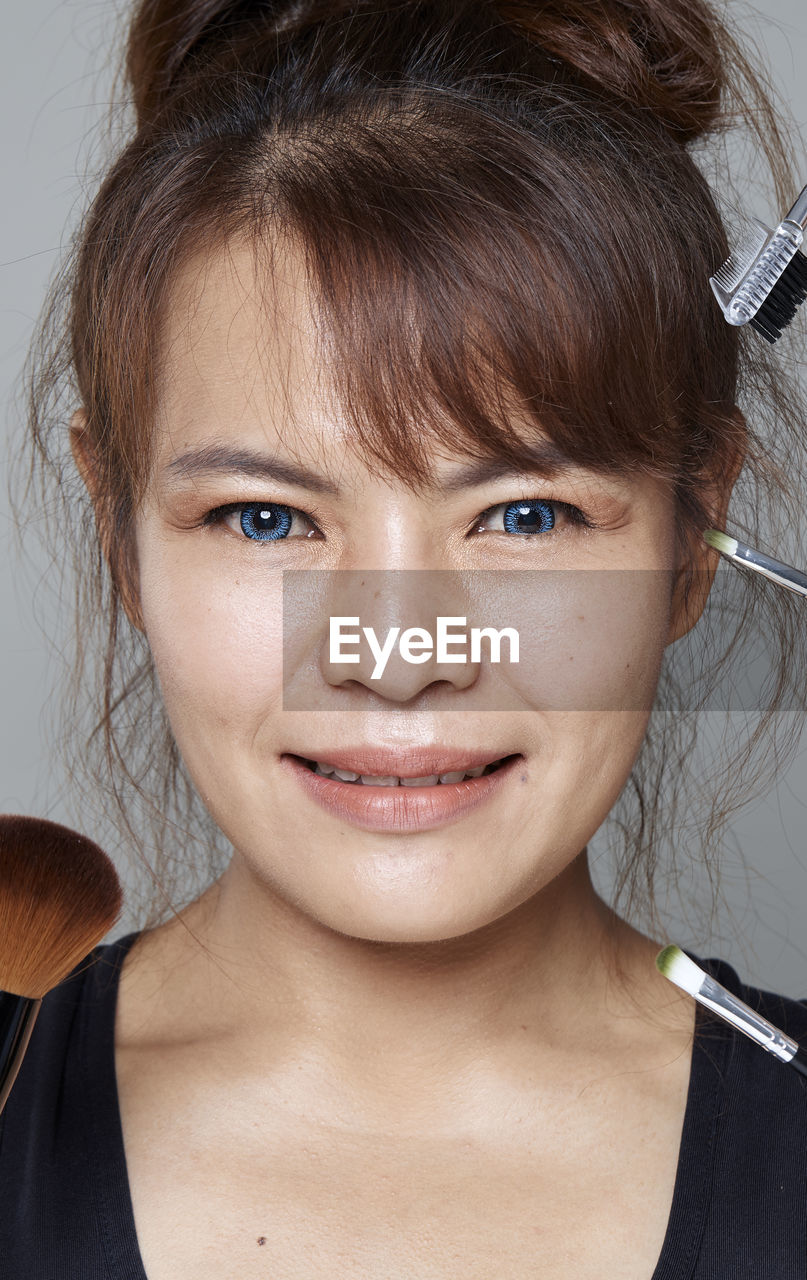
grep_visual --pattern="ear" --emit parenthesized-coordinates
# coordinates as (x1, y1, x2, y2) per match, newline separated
(69, 409, 145, 632)
(666, 412, 747, 645)
(69, 408, 101, 503)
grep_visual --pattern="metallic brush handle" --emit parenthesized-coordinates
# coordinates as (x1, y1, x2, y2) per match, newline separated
(786, 184, 807, 231)
(698, 973, 799, 1062)
(0, 990, 42, 1115)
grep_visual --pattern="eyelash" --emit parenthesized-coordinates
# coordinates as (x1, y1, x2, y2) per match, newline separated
(201, 497, 600, 541)
(202, 501, 321, 537)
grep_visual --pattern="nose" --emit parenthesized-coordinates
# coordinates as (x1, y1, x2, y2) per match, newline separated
(322, 569, 481, 702)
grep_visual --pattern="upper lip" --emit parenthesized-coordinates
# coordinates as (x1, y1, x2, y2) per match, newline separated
(286, 747, 519, 778)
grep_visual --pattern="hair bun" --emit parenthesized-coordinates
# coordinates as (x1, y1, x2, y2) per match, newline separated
(126, 0, 321, 125)
(494, 0, 725, 143)
(129, 0, 727, 142)
(127, 0, 237, 125)
(127, 0, 391, 125)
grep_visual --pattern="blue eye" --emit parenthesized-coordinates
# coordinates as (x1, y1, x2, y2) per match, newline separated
(204, 501, 317, 542)
(475, 498, 591, 537)
(502, 499, 555, 535)
(238, 503, 292, 541)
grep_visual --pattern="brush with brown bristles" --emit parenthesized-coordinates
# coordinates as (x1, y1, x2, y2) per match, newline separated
(0, 815, 123, 1115)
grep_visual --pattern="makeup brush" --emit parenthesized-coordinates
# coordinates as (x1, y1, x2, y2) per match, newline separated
(703, 528, 807, 598)
(0, 815, 123, 1115)
(656, 945, 807, 1080)
(709, 183, 807, 343)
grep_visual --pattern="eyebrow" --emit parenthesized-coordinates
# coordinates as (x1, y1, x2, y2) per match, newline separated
(440, 444, 578, 492)
(162, 439, 581, 496)
(164, 444, 342, 495)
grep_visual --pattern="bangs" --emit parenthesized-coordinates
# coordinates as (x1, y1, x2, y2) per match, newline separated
(241, 91, 737, 489)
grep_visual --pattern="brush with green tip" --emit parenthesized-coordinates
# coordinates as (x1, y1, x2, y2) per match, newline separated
(703, 528, 807, 597)
(656, 945, 807, 1079)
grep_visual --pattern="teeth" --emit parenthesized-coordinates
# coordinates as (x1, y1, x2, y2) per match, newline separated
(308, 757, 507, 784)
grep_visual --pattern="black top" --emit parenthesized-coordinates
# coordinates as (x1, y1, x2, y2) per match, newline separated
(1, 932, 806, 1278)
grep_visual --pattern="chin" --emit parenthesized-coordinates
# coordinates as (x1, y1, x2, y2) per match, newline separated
(311, 871, 512, 947)
(326, 912, 493, 947)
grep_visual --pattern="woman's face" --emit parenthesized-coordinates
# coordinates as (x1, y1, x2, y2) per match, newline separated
(126, 240, 695, 944)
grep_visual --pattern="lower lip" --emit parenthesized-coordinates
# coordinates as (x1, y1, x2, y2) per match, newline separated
(281, 754, 522, 832)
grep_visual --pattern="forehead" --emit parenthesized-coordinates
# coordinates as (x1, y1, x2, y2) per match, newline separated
(148, 236, 662, 514)
(153, 236, 343, 455)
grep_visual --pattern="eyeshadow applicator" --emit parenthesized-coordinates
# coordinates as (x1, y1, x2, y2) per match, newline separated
(656, 945, 807, 1080)
(703, 528, 807, 597)
(0, 815, 123, 1115)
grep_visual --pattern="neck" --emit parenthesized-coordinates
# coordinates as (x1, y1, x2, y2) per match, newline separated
(144, 849, 678, 1132)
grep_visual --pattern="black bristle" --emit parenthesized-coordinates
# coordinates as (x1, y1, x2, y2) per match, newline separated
(789, 252, 807, 286)
(749, 315, 778, 344)
(749, 250, 807, 343)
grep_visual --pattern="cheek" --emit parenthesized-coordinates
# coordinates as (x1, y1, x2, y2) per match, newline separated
(137, 539, 286, 739)
(544, 709, 652, 822)
(490, 567, 673, 713)
(504, 569, 673, 840)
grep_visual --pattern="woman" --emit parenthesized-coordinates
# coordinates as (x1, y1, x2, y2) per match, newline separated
(4, 0, 807, 1275)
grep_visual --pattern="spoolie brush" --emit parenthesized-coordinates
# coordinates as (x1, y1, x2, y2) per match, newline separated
(656, 945, 807, 1080)
(710, 183, 807, 344)
(0, 815, 123, 1114)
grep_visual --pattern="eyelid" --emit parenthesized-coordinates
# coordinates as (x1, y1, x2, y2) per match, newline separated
(473, 497, 599, 532)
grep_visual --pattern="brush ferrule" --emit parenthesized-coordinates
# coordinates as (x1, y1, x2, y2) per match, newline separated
(730, 539, 807, 597)
(697, 974, 799, 1063)
(0, 991, 43, 1116)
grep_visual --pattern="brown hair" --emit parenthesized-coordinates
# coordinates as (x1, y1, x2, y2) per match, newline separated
(12, 0, 807, 940)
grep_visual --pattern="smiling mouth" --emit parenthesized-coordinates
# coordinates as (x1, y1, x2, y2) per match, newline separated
(292, 753, 520, 787)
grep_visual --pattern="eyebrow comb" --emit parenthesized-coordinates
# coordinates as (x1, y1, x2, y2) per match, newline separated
(709, 184, 807, 344)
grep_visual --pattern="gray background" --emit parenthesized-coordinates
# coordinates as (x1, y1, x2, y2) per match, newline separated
(3, 0, 807, 987)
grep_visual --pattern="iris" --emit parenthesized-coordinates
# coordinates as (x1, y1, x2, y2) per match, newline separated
(239, 503, 293, 540)
(502, 499, 555, 535)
